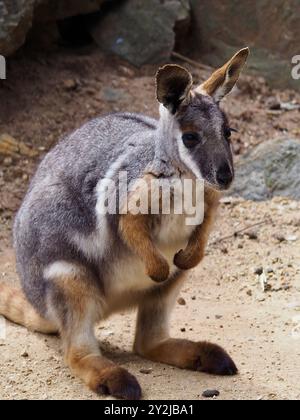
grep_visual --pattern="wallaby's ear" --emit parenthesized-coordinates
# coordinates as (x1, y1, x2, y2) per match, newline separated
(196, 48, 250, 103)
(156, 64, 193, 114)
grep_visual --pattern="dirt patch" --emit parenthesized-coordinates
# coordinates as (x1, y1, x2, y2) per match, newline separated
(0, 45, 300, 400)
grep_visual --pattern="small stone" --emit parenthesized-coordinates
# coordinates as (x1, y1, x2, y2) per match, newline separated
(274, 234, 285, 243)
(269, 101, 281, 111)
(215, 315, 223, 320)
(63, 79, 78, 91)
(177, 297, 186, 306)
(21, 351, 29, 358)
(202, 389, 220, 398)
(139, 368, 153, 375)
(285, 235, 298, 242)
(254, 267, 264, 276)
(180, 328, 186, 332)
(245, 231, 258, 240)
(118, 66, 135, 78)
(101, 87, 126, 103)
(247, 290, 253, 297)
(3, 157, 13, 166)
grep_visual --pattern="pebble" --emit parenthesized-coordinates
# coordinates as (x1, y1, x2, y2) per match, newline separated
(101, 87, 126, 103)
(202, 389, 220, 398)
(63, 79, 78, 91)
(177, 297, 186, 306)
(3, 157, 13, 166)
(254, 267, 264, 276)
(245, 231, 258, 240)
(274, 234, 286, 243)
(139, 368, 153, 375)
(21, 351, 29, 358)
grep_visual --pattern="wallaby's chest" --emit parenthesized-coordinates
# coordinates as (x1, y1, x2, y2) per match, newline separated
(106, 214, 194, 299)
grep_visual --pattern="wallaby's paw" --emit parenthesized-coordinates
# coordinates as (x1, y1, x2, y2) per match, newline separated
(95, 367, 142, 400)
(173, 249, 203, 271)
(146, 256, 170, 283)
(195, 342, 238, 376)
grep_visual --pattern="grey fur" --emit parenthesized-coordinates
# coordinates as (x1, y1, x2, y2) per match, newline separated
(14, 113, 158, 315)
(14, 81, 234, 319)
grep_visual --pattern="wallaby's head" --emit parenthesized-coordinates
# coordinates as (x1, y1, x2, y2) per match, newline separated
(156, 48, 249, 191)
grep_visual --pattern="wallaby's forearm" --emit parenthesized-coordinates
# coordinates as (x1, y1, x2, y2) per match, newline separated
(119, 213, 170, 283)
(174, 189, 220, 270)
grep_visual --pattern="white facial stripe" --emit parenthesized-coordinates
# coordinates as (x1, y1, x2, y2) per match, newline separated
(176, 131, 203, 180)
(44, 261, 79, 280)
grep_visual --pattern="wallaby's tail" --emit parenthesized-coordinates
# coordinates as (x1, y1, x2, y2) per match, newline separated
(0, 282, 57, 334)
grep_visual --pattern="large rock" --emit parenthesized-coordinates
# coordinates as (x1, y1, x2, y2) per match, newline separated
(0, 0, 106, 56)
(89, 0, 191, 67)
(190, 0, 300, 90)
(230, 138, 300, 201)
(0, 0, 35, 56)
(34, 0, 106, 22)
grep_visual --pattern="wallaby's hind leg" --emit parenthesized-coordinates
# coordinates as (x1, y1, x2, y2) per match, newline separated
(134, 276, 238, 376)
(48, 263, 141, 400)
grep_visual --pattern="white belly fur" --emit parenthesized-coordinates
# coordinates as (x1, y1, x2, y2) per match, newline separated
(106, 214, 195, 298)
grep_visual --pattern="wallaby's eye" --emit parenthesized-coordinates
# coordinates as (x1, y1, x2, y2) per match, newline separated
(225, 127, 238, 142)
(182, 132, 200, 149)
(224, 128, 232, 140)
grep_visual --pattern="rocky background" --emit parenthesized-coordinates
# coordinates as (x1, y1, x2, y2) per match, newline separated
(1, 0, 300, 89)
(0, 1, 300, 401)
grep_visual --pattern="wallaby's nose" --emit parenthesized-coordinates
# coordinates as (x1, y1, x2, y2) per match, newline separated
(216, 162, 233, 189)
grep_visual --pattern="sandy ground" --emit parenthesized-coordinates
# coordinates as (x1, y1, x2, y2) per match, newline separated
(0, 45, 300, 400)
(1, 198, 300, 400)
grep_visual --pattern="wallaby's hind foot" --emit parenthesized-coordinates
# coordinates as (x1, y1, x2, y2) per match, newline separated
(135, 283, 238, 378)
(95, 367, 142, 400)
(139, 339, 238, 376)
(66, 348, 142, 400)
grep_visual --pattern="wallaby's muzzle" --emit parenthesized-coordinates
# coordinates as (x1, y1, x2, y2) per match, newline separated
(216, 161, 234, 190)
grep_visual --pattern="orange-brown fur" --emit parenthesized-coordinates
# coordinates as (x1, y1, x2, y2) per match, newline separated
(120, 173, 171, 283)
(0, 282, 56, 334)
(174, 188, 220, 270)
(51, 270, 142, 399)
(120, 212, 170, 283)
(199, 48, 249, 99)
